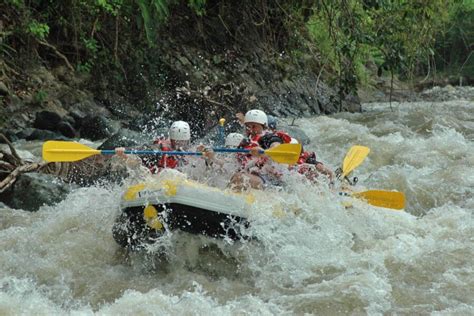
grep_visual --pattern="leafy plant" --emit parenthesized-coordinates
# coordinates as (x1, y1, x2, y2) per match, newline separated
(433, 0, 474, 78)
(188, 0, 206, 16)
(34, 90, 48, 104)
(27, 20, 49, 40)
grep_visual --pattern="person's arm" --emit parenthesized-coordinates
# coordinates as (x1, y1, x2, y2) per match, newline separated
(196, 144, 224, 168)
(235, 112, 245, 126)
(114, 147, 142, 168)
(259, 133, 283, 149)
(315, 162, 334, 182)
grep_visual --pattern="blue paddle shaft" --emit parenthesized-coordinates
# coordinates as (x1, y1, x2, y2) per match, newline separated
(99, 148, 262, 156)
(100, 150, 203, 156)
(213, 148, 264, 154)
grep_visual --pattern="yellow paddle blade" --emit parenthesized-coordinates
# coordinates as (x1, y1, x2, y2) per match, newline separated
(264, 143, 302, 164)
(352, 190, 405, 210)
(342, 145, 370, 177)
(42, 141, 100, 162)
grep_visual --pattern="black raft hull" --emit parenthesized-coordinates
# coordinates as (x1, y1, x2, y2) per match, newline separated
(112, 202, 251, 249)
(111, 177, 271, 249)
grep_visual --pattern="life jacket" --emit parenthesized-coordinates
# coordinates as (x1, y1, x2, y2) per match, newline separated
(294, 151, 321, 181)
(298, 151, 318, 165)
(237, 131, 283, 170)
(144, 139, 184, 174)
(275, 131, 292, 144)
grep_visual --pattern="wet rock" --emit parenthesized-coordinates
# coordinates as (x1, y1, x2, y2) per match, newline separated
(8, 95, 23, 112)
(57, 121, 76, 138)
(26, 129, 68, 141)
(0, 130, 18, 143)
(127, 115, 171, 136)
(15, 128, 35, 140)
(98, 128, 156, 150)
(33, 111, 62, 131)
(0, 81, 10, 95)
(59, 90, 96, 111)
(30, 66, 56, 86)
(68, 109, 86, 129)
(63, 115, 76, 127)
(80, 115, 118, 140)
(5, 173, 75, 212)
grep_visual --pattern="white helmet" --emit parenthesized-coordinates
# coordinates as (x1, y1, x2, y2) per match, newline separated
(169, 121, 191, 141)
(225, 133, 244, 147)
(290, 137, 299, 144)
(244, 109, 268, 126)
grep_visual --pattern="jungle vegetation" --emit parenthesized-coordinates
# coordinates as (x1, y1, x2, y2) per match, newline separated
(1, 0, 473, 104)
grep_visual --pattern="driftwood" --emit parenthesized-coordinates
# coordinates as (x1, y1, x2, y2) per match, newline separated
(0, 133, 52, 193)
(0, 161, 50, 193)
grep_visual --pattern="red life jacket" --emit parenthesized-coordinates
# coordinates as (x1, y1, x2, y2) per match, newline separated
(298, 151, 316, 165)
(147, 139, 183, 173)
(237, 132, 268, 169)
(275, 131, 292, 144)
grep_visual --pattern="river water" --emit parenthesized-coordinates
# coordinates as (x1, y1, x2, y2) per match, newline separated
(1, 99, 473, 315)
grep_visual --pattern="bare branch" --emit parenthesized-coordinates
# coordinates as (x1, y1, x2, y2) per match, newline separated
(0, 133, 22, 165)
(0, 161, 50, 193)
(37, 40, 75, 72)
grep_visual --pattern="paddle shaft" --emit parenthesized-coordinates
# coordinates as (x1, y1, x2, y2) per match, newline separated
(98, 148, 264, 156)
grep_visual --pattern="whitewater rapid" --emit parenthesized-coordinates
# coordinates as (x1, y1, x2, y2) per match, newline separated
(1, 99, 473, 315)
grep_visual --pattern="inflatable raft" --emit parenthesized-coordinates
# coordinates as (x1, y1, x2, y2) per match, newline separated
(112, 171, 280, 249)
(111, 170, 404, 249)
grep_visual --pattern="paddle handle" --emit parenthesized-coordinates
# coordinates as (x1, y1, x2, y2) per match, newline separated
(218, 118, 226, 146)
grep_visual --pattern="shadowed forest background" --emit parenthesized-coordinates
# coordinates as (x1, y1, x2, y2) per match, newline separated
(1, 0, 473, 135)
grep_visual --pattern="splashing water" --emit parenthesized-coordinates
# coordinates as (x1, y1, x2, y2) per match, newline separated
(1, 100, 473, 314)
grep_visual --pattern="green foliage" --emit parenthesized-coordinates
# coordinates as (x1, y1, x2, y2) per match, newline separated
(365, 0, 451, 78)
(305, 0, 453, 97)
(136, 0, 208, 47)
(76, 62, 93, 74)
(306, 18, 336, 66)
(96, 0, 122, 15)
(27, 20, 49, 40)
(83, 38, 99, 54)
(306, 1, 372, 97)
(433, 0, 474, 77)
(2, 0, 467, 112)
(6, 0, 23, 7)
(34, 90, 48, 104)
(137, 0, 165, 47)
(188, 0, 206, 16)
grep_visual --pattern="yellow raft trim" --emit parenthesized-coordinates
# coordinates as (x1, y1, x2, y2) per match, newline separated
(161, 179, 178, 196)
(143, 205, 163, 230)
(123, 183, 146, 201)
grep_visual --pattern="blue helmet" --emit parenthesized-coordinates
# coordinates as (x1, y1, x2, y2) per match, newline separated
(267, 115, 277, 130)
